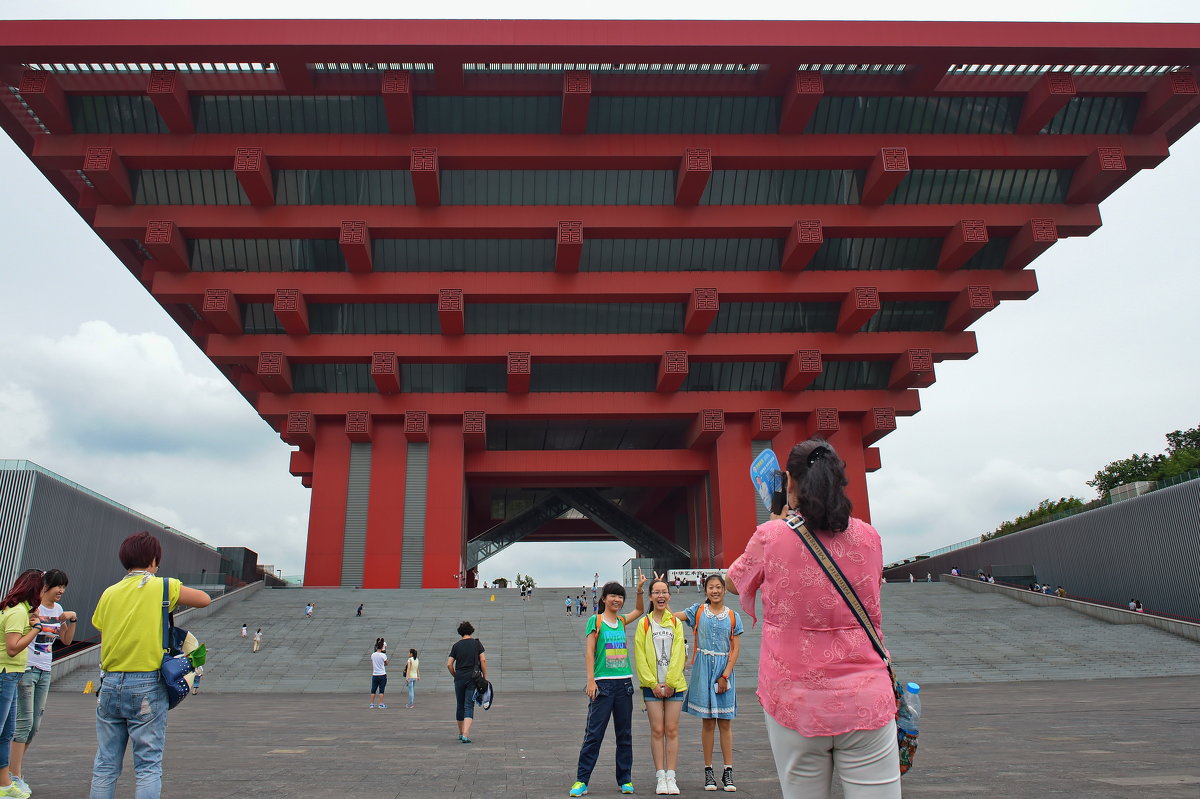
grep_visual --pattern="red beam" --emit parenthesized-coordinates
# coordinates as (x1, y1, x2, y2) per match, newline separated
(147, 71, 194, 133)
(1067, 147, 1131, 203)
(861, 147, 910, 205)
(283, 410, 315, 451)
(463, 410, 487, 450)
(657, 351, 688, 393)
(888, 348, 935, 389)
(346, 410, 374, 443)
(555, 220, 583, 273)
(464, 448, 711, 484)
(200, 288, 241, 335)
(82, 146, 132, 205)
(382, 71, 415, 134)
(675, 148, 712, 206)
(1016, 72, 1076, 135)
(506, 352, 530, 394)
(752, 408, 782, 440)
(339, 220, 372, 273)
(862, 407, 897, 445)
(836, 286, 880, 333)
(233, 147, 274, 206)
(410, 146, 441, 206)
(783, 350, 823, 391)
(438, 288, 465, 335)
(143, 220, 188, 272)
(257, 351, 292, 393)
(944, 285, 996, 331)
(1004, 218, 1058, 270)
(561, 71, 591, 135)
(937, 219, 989, 271)
(686, 409, 725, 450)
(684, 287, 719, 334)
(404, 409, 428, 441)
(1135, 70, 1198, 134)
(806, 407, 840, 438)
(273, 288, 310, 335)
(864, 446, 882, 472)
(370, 351, 401, 394)
(18, 70, 71, 133)
(780, 220, 823, 270)
(779, 72, 823, 134)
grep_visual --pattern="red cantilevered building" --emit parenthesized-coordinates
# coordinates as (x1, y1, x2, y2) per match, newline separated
(2, 20, 1198, 587)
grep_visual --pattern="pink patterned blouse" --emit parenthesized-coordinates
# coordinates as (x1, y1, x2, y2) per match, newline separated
(727, 516, 895, 737)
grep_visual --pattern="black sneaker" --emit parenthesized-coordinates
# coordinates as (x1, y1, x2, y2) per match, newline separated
(722, 767, 737, 792)
(704, 767, 717, 791)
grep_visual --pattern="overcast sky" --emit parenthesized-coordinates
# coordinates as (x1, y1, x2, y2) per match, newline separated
(1, 2, 1197, 585)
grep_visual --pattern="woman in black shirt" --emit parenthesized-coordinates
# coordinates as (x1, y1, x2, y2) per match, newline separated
(447, 620, 487, 743)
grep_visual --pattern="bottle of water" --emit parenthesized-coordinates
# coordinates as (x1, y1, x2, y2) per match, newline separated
(896, 682, 920, 774)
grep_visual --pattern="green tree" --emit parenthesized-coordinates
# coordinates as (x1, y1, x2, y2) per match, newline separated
(1086, 452, 1164, 496)
(982, 496, 1086, 541)
(1165, 425, 1200, 456)
(1150, 447, 1200, 481)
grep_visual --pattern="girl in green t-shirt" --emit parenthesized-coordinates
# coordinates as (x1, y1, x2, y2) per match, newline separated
(0, 568, 46, 798)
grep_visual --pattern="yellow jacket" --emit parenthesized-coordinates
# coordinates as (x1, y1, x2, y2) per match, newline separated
(634, 610, 688, 692)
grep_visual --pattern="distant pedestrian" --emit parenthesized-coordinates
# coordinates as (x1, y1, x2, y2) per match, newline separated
(908, 573, 914, 583)
(369, 639, 388, 708)
(405, 649, 420, 708)
(926, 573, 932, 583)
(305, 603, 312, 618)
(1055, 585, 1066, 597)
(252, 628, 263, 652)
(577, 595, 585, 617)
(566, 597, 573, 617)
(190, 665, 204, 695)
(356, 604, 364, 617)
(447, 621, 487, 744)
(1128, 599, 1136, 610)
(697, 574, 704, 593)
(520, 585, 527, 601)
(1135, 600, 1144, 613)
(240, 623, 247, 638)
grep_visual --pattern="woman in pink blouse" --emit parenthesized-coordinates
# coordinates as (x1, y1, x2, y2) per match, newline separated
(728, 438, 900, 799)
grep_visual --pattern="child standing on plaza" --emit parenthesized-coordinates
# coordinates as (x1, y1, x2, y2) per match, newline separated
(569, 573, 645, 797)
(634, 577, 688, 795)
(404, 649, 420, 708)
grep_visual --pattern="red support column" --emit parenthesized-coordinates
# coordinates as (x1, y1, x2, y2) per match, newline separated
(362, 419, 407, 588)
(561, 71, 591, 135)
(382, 71, 415, 134)
(303, 419, 352, 586)
(779, 72, 823, 134)
(686, 409, 725, 450)
(828, 419, 872, 522)
(507, 352, 531, 393)
(201, 288, 242, 335)
(423, 418, 467, 587)
(345, 410, 374, 443)
(144, 221, 189, 272)
(463, 411, 487, 450)
(710, 415, 756, 564)
(752, 408, 782, 440)
(371, 351, 401, 394)
(274, 288, 310, 335)
(339, 220, 372, 273)
(861, 147, 910, 205)
(676, 148, 712, 206)
(1067, 147, 1128, 203)
(82, 147, 132, 205)
(147, 71, 194, 133)
(684, 288, 718, 334)
(780, 220, 823, 271)
(438, 288, 465, 335)
(783, 350, 823, 391)
(555, 221, 583, 273)
(657, 350, 688, 393)
(945, 285, 995, 330)
(1016, 72, 1076, 134)
(234, 147, 274, 206)
(1134, 70, 1198, 134)
(257, 351, 292, 393)
(938, 219, 988, 271)
(888, 348, 935, 389)
(1004, 218, 1057, 270)
(18, 70, 72, 133)
(410, 147, 441, 207)
(836, 287, 880, 333)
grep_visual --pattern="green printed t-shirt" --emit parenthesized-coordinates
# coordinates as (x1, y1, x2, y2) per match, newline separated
(586, 614, 632, 680)
(93, 576, 181, 672)
(0, 602, 32, 673)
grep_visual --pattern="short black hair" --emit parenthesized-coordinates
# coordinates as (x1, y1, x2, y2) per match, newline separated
(43, 569, 69, 589)
(457, 620, 475, 636)
(600, 581, 626, 601)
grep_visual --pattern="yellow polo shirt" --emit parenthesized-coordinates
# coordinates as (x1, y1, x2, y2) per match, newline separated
(0, 602, 32, 674)
(93, 575, 181, 672)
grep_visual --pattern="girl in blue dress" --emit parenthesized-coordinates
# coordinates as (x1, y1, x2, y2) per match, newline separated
(676, 574, 743, 792)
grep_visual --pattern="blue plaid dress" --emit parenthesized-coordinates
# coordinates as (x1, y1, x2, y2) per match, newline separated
(682, 603, 743, 719)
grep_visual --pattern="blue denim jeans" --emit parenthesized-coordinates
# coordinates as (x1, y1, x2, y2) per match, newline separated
(15, 668, 52, 745)
(575, 677, 634, 786)
(406, 678, 416, 705)
(88, 671, 168, 799)
(0, 670, 22, 768)
(453, 676, 476, 721)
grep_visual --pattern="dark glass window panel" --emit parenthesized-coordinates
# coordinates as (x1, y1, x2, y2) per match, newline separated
(442, 170, 676, 205)
(962, 237, 1011, 270)
(809, 238, 941, 271)
(681, 361, 783, 391)
(710, 302, 839, 333)
(581, 239, 781, 272)
(1042, 96, 1140, 135)
(807, 96, 1018, 134)
(193, 96, 388, 133)
(69, 95, 168, 134)
(414, 96, 561, 133)
(132, 170, 247, 205)
(888, 169, 1069, 204)
(401, 364, 507, 393)
(862, 301, 949, 332)
(275, 170, 415, 205)
(308, 304, 439, 334)
(809, 360, 891, 390)
(373, 240, 554, 272)
(292, 363, 373, 393)
(241, 303, 284, 334)
(466, 303, 683, 334)
(486, 419, 690, 450)
(589, 97, 780, 134)
(190, 239, 346, 272)
(530, 363, 657, 392)
(701, 170, 861, 205)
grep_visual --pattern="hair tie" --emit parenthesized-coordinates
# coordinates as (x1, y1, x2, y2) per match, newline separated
(806, 446, 829, 466)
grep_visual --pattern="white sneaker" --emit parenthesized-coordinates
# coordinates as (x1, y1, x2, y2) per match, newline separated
(0, 781, 30, 798)
(666, 775, 680, 795)
(655, 771, 668, 795)
(10, 777, 29, 796)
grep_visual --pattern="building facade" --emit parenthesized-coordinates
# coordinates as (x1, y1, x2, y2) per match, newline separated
(2, 20, 1198, 587)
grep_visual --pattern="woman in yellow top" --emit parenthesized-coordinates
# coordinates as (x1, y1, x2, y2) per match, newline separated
(88, 532, 211, 799)
(634, 577, 688, 796)
(0, 570, 45, 798)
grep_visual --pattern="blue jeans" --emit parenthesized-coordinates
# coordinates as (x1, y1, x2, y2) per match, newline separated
(89, 671, 168, 799)
(575, 678, 634, 786)
(0, 671, 22, 768)
(406, 678, 416, 705)
(453, 676, 476, 721)
(15, 668, 52, 745)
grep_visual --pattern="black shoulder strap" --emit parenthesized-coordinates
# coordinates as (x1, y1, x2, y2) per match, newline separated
(785, 516, 896, 685)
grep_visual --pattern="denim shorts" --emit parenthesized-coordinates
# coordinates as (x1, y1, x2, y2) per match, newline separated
(642, 687, 686, 702)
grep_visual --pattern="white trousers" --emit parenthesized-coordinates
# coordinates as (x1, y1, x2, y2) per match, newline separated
(764, 712, 902, 799)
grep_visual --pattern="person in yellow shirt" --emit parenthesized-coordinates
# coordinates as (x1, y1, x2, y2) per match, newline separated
(634, 577, 688, 796)
(88, 532, 211, 799)
(0, 569, 44, 798)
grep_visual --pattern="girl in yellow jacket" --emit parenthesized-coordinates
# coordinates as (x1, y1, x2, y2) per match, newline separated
(634, 576, 688, 795)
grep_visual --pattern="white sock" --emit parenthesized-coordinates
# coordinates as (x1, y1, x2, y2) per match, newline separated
(666, 770, 676, 779)
(724, 764, 733, 770)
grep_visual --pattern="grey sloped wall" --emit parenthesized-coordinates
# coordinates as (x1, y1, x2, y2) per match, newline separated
(885, 479, 1200, 619)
